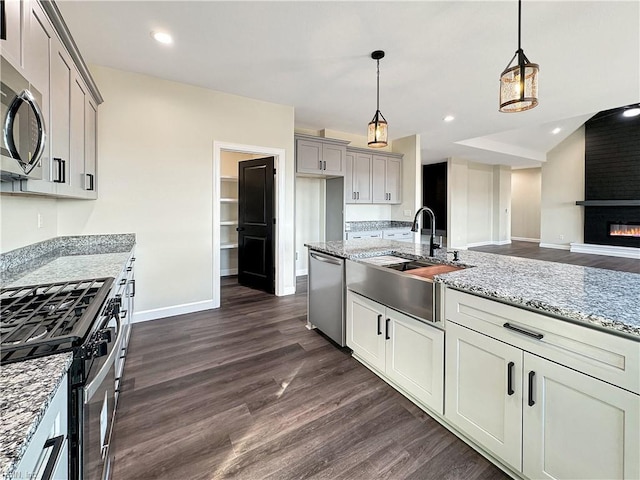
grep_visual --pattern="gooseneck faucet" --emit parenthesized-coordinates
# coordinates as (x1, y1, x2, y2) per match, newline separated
(411, 206, 439, 257)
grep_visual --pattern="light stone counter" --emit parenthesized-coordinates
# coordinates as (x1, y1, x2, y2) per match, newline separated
(305, 239, 640, 339)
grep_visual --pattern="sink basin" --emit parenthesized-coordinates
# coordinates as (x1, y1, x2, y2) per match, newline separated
(384, 260, 435, 272)
(404, 264, 465, 279)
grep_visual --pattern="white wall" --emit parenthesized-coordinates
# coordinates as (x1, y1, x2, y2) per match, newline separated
(511, 168, 542, 241)
(49, 65, 295, 317)
(447, 158, 512, 248)
(391, 135, 421, 224)
(295, 177, 324, 275)
(540, 127, 585, 248)
(0, 195, 58, 252)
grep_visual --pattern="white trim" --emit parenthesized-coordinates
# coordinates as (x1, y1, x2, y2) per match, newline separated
(539, 242, 571, 250)
(221, 268, 238, 276)
(281, 286, 296, 295)
(132, 299, 216, 323)
(296, 268, 308, 277)
(213, 141, 287, 308)
(570, 243, 640, 259)
(512, 237, 540, 243)
(466, 240, 511, 248)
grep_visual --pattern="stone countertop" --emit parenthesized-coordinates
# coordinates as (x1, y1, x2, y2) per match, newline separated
(0, 354, 73, 480)
(345, 220, 412, 232)
(305, 239, 640, 339)
(0, 234, 136, 478)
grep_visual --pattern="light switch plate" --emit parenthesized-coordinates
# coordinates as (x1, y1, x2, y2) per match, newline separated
(404, 209, 412, 217)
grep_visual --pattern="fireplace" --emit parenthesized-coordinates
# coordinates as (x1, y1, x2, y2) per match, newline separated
(609, 222, 640, 238)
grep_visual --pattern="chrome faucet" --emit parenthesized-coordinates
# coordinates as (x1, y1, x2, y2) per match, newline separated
(411, 206, 439, 256)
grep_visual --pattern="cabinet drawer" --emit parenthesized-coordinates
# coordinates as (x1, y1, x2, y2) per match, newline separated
(346, 230, 382, 240)
(445, 288, 639, 394)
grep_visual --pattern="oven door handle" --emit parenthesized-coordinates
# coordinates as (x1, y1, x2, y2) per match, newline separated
(84, 313, 122, 402)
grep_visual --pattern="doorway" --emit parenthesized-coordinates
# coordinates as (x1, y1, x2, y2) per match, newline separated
(422, 162, 448, 242)
(213, 142, 286, 308)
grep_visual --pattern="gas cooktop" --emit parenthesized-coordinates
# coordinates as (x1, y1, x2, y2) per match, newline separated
(0, 278, 114, 364)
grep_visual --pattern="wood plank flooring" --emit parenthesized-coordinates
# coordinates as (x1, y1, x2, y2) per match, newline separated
(470, 241, 639, 273)
(110, 278, 510, 480)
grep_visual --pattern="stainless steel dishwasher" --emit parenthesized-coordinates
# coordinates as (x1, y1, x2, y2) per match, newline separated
(307, 250, 346, 346)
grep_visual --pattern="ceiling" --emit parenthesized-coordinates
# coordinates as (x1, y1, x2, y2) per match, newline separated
(57, 1, 640, 168)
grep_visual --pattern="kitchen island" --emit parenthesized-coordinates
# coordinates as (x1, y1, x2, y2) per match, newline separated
(306, 239, 640, 339)
(306, 239, 639, 480)
(0, 234, 136, 480)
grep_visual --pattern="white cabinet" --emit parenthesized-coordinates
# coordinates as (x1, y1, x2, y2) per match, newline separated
(445, 322, 523, 471)
(0, 0, 25, 71)
(347, 290, 444, 414)
(345, 151, 373, 203)
(382, 228, 413, 242)
(345, 147, 402, 204)
(372, 154, 402, 204)
(295, 134, 348, 176)
(15, 373, 68, 480)
(2, 0, 102, 198)
(445, 289, 640, 480)
(345, 230, 382, 240)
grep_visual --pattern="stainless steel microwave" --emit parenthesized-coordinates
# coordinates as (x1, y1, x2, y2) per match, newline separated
(1, 56, 46, 181)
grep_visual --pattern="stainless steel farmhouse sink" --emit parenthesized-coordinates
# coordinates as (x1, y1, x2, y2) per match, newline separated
(346, 256, 466, 326)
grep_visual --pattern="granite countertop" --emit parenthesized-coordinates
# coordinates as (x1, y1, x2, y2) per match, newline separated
(0, 234, 136, 478)
(0, 354, 73, 480)
(305, 239, 640, 339)
(345, 220, 412, 232)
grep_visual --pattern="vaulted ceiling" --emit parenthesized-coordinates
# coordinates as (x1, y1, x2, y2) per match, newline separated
(58, 1, 640, 168)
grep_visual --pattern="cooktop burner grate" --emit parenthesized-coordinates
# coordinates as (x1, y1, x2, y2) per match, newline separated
(1, 278, 114, 364)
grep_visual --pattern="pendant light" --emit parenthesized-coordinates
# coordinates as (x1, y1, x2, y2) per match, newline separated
(499, 0, 539, 112)
(368, 50, 388, 147)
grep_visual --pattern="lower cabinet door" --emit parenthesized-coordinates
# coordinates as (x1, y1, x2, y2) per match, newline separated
(346, 291, 386, 372)
(386, 310, 444, 414)
(445, 322, 523, 472)
(523, 353, 640, 480)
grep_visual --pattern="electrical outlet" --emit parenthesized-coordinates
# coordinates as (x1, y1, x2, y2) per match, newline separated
(37, 213, 43, 229)
(559, 234, 564, 241)
(404, 209, 412, 217)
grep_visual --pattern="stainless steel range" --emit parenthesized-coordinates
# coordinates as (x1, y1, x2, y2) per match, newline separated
(1, 277, 124, 480)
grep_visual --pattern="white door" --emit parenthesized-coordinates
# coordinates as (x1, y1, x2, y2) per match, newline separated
(523, 353, 640, 480)
(445, 322, 523, 472)
(386, 310, 444, 414)
(346, 291, 385, 372)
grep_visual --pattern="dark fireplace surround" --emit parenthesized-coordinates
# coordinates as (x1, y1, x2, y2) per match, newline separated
(578, 106, 640, 249)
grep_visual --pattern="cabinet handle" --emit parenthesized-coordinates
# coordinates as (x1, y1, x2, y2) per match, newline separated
(503, 322, 544, 340)
(323, 160, 326, 170)
(385, 318, 390, 340)
(352, 192, 355, 200)
(53, 158, 66, 183)
(377, 314, 382, 335)
(41, 435, 65, 480)
(319, 160, 322, 170)
(119, 279, 126, 286)
(507, 361, 515, 396)
(357, 192, 360, 200)
(120, 309, 128, 318)
(129, 279, 136, 298)
(85, 173, 95, 191)
(528, 371, 536, 406)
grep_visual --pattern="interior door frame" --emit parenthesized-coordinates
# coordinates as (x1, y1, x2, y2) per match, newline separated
(213, 141, 286, 308)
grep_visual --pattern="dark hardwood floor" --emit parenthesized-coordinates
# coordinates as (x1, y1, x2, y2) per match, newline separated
(110, 278, 510, 480)
(470, 241, 639, 273)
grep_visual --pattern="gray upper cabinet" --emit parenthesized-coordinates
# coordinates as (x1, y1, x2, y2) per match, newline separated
(295, 134, 349, 177)
(1, 0, 103, 199)
(346, 147, 402, 204)
(372, 154, 402, 204)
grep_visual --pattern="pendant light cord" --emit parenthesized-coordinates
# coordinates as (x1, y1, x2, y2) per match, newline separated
(518, 0, 522, 51)
(376, 59, 380, 112)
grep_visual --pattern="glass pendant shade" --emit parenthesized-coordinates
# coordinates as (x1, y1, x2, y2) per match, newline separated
(368, 110, 388, 147)
(499, 58, 539, 112)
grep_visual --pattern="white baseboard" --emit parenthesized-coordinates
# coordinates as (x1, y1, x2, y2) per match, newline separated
(132, 299, 216, 324)
(539, 243, 571, 250)
(466, 240, 511, 248)
(221, 268, 238, 276)
(570, 243, 640, 259)
(296, 268, 308, 277)
(512, 237, 540, 243)
(278, 286, 296, 296)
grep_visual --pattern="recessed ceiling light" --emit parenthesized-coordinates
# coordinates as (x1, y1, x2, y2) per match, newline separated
(551, 127, 562, 135)
(443, 115, 455, 122)
(151, 31, 173, 45)
(622, 107, 640, 118)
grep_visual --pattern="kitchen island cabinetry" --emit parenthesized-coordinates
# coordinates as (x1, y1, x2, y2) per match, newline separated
(445, 289, 640, 480)
(347, 290, 444, 414)
(295, 134, 348, 177)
